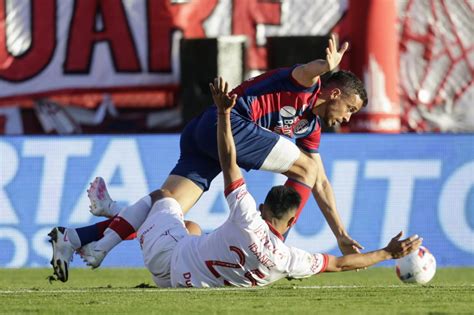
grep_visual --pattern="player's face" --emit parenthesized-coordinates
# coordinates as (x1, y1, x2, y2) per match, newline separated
(323, 91, 363, 127)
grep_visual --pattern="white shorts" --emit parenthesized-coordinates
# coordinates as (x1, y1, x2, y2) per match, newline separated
(260, 136, 301, 173)
(137, 197, 188, 288)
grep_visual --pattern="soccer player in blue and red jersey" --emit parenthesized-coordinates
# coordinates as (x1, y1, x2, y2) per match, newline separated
(158, 34, 368, 249)
(49, 35, 368, 281)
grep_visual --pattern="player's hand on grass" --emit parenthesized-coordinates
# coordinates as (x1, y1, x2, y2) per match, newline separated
(337, 234, 364, 255)
(326, 33, 349, 72)
(384, 231, 423, 259)
(210, 77, 237, 114)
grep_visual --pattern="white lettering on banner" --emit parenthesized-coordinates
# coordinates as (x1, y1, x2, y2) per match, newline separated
(23, 139, 92, 224)
(365, 160, 441, 247)
(33, 227, 54, 265)
(185, 175, 228, 230)
(439, 161, 474, 254)
(69, 139, 148, 224)
(0, 227, 28, 268)
(0, 141, 20, 224)
(286, 161, 359, 252)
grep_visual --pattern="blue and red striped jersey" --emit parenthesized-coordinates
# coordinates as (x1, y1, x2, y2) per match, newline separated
(230, 66, 321, 153)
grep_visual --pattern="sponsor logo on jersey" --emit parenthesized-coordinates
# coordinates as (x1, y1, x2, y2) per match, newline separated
(280, 106, 296, 118)
(310, 254, 322, 274)
(236, 188, 248, 201)
(139, 223, 155, 249)
(275, 106, 297, 137)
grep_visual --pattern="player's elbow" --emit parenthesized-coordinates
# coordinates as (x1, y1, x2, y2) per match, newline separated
(313, 174, 329, 193)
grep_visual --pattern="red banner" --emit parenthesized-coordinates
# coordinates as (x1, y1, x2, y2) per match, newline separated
(341, 0, 400, 133)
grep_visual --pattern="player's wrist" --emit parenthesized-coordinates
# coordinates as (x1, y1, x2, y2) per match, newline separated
(335, 230, 349, 239)
(380, 248, 393, 260)
(217, 111, 231, 115)
(324, 60, 333, 73)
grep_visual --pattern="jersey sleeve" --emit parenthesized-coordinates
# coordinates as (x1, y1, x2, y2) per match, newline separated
(296, 120, 321, 153)
(286, 247, 329, 278)
(243, 66, 319, 96)
(225, 179, 260, 228)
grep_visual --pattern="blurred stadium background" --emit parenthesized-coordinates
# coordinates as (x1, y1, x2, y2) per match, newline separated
(0, 0, 473, 271)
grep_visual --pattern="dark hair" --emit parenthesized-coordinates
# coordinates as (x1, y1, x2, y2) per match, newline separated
(263, 185, 301, 219)
(322, 70, 368, 107)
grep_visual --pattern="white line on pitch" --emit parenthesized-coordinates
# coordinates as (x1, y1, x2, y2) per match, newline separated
(0, 287, 261, 294)
(0, 284, 472, 294)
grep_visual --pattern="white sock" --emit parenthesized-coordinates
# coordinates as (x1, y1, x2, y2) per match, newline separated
(94, 195, 152, 253)
(108, 201, 121, 217)
(116, 195, 152, 230)
(94, 228, 122, 253)
(65, 228, 81, 250)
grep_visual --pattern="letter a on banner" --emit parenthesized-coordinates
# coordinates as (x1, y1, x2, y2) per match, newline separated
(341, 0, 401, 133)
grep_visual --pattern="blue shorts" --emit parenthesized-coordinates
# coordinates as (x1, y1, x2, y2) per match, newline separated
(170, 106, 279, 191)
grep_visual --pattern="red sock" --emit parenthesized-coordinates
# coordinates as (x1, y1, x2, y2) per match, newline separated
(125, 232, 137, 240)
(108, 216, 136, 240)
(285, 179, 311, 223)
(96, 217, 137, 240)
(96, 219, 114, 236)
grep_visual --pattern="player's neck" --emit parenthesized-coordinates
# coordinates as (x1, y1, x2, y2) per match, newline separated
(312, 97, 326, 116)
(265, 217, 287, 235)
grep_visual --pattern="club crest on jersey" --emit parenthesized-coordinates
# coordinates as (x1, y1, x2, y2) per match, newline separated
(294, 119, 309, 135)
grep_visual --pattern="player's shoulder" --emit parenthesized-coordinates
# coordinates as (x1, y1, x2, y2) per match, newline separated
(224, 178, 247, 198)
(241, 67, 292, 87)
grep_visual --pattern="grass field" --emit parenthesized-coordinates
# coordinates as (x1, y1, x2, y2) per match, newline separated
(0, 268, 473, 314)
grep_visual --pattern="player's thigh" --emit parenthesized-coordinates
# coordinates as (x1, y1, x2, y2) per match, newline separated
(258, 135, 302, 173)
(169, 117, 221, 210)
(169, 153, 221, 194)
(138, 198, 188, 287)
(230, 116, 300, 172)
(161, 175, 205, 213)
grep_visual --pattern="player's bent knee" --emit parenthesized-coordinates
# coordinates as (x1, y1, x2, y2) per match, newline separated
(149, 189, 172, 204)
(284, 153, 317, 186)
(185, 220, 202, 236)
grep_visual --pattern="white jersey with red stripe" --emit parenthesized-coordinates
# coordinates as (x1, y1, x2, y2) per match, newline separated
(170, 179, 328, 288)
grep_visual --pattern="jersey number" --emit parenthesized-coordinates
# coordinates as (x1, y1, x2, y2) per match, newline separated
(205, 246, 265, 286)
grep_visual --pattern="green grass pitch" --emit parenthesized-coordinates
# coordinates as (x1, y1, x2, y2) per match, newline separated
(0, 268, 472, 314)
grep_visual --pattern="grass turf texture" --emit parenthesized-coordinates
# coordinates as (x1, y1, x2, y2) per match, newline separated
(0, 268, 472, 314)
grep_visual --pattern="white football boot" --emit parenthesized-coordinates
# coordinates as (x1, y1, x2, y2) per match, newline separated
(48, 227, 75, 282)
(78, 241, 107, 269)
(87, 177, 117, 218)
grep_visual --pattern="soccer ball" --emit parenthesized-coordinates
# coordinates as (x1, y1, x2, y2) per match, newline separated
(395, 246, 436, 284)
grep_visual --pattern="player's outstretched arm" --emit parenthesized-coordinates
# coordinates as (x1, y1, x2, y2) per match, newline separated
(308, 152, 364, 255)
(324, 232, 423, 272)
(209, 77, 241, 187)
(292, 33, 349, 87)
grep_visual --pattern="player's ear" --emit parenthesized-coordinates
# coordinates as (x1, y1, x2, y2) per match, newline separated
(330, 88, 342, 99)
(287, 216, 296, 228)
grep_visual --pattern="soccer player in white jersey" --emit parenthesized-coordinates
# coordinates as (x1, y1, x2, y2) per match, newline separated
(59, 77, 423, 288)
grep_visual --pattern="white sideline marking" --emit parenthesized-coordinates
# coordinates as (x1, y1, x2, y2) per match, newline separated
(0, 284, 472, 294)
(0, 287, 261, 294)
